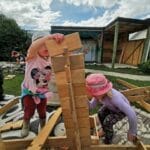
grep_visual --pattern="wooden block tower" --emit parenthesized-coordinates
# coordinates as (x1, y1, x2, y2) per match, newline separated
(46, 32, 91, 149)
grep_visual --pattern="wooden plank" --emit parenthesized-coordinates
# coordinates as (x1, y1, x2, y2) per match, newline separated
(27, 107, 62, 150)
(3, 137, 72, 150)
(74, 96, 89, 108)
(136, 139, 147, 150)
(137, 100, 150, 113)
(55, 69, 86, 85)
(3, 138, 150, 150)
(73, 83, 87, 96)
(45, 32, 82, 57)
(80, 137, 91, 146)
(63, 117, 90, 129)
(117, 79, 138, 89)
(127, 95, 149, 102)
(61, 97, 70, 110)
(57, 84, 69, 98)
(78, 117, 90, 128)
(51, 54, 84, 72)
(44, 136, 73, 148)
(0, 120, 23, 132)
(62, 107, 89, 119)
(121, 86, 150, 96)
(0, 138, 6, 150)
(91, 136, 99, 145)
(63, 49, 82, 150)
(90, 145, 137, 150)
(55, 72, 67, 85)
(0, 97, 19, 115)
(119, 80, 150, 112)
(66, 127, 91, 138)
(71, 69, 85, 84)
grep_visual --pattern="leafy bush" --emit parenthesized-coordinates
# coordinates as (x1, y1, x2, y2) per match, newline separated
(138, 60, 150, 74)
(0, 67, 4, 100)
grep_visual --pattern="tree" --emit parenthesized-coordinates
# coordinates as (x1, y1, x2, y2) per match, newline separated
(0, 14, 31, 61)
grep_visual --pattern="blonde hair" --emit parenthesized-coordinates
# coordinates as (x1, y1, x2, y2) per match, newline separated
(106, 90, 113, 98)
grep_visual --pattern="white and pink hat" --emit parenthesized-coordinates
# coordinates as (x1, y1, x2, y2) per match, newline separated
(86, 73, 112, 96)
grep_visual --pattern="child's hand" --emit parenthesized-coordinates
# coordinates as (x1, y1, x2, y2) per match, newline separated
(98, 128, 105, 137)
(51, 33, 64, 43)
(128, 133, 137, 143)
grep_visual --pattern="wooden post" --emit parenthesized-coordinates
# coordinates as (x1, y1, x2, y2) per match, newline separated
(112, 22, 119, 69)
(63, 48, 82, 150)
(141, 26, 150, 63)
(97, 31, 103, 64)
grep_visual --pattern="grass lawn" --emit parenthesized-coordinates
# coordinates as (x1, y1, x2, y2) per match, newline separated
(3, 73, 24, 96)
(3, 72, 150, 96)
(85, 64, 150, 75)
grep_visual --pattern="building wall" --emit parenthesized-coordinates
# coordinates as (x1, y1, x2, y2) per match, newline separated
(81, 39, 97, 62)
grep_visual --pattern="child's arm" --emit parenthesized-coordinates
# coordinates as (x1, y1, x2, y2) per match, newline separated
(112, 95, 137, 139)
(26, 33, 64, 61)
(89, 97, 98, 110)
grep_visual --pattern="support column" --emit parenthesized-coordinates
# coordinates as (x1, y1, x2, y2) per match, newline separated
(97, 31, 104, 64)
(112, 22, 119, 69)
(141, 26, 150, 63)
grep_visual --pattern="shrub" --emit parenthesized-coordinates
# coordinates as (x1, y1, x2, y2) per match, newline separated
(138, 60, 150, 74)
(0, 67, 4, 100)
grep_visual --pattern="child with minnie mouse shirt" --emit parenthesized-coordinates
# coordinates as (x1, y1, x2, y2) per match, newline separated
(21, 32, 64, 137)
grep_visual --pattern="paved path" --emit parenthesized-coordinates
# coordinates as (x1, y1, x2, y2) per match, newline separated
(85, 69, 150, 81)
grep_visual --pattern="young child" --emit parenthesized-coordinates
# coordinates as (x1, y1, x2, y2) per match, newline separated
(11, 50, 25, 69)
(86, 73, 137, 144)
(21, 32, 64, 137)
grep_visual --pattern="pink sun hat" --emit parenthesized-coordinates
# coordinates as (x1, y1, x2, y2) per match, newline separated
(86, 73, 113, 96)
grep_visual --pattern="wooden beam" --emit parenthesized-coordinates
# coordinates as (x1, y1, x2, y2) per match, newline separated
(45, 32, 82, 57)
(0, 97, 19, 115)
(0, 120, 23, 132)
(2, 136, 100, 150)
(118, 80, 150, 112)
(117, 79, 138, 89)
(0, 138, 6, 150)
(136, 139, 147, 150)
(51, 54, 85, 72)
(3, 137, 70, 150)
(63, 48, 82, 150)
(2, 134, 150, 150)
(121, 86, 150, 96)
(90, 145, 150, 150)
(27, 107, 62, 150)
(112, 21, 119, 69)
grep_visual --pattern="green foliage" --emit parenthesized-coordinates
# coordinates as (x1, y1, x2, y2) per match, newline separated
(138, 60, 150, 74)
(0, 14, 31, 61)
(0, 67, 4, 100)
(3, 73, 24, 96)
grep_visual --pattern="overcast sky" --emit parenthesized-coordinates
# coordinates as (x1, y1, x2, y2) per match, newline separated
(0, 0, 150, 31)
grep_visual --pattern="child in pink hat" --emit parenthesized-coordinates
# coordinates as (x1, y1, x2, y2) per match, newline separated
(86, 73, 137, 144)
(21, 32, 64, 137)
